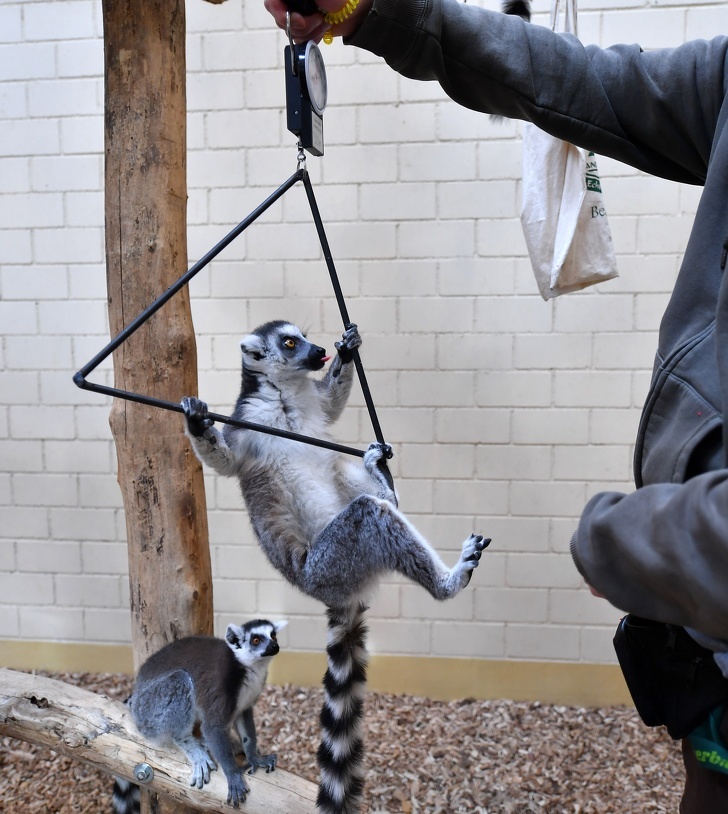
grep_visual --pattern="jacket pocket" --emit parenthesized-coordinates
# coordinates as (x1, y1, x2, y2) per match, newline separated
(635, 322, 723, 486)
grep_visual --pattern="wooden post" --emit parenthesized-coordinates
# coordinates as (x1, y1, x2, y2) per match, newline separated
(101, 0, 213, 810)
(0, 669, 319, 814)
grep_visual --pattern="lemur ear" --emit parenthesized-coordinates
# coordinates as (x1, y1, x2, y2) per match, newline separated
(274, 620, 288, 632)
(240, 334, 265, 361)
(226, 624, 244, 647)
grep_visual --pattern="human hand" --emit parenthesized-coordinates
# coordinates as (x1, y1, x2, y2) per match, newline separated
(264, 0, 373, 44)
(587, 582, 606, 599)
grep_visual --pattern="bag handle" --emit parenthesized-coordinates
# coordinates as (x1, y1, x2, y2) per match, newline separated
(550, 0, 577, 37)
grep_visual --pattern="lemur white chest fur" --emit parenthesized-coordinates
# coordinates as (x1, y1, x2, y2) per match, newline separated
(232, 369, 376, 537)
(242, 376, 327, 436)
(242, 433, 368, 543)
(232, 655, 269, 714)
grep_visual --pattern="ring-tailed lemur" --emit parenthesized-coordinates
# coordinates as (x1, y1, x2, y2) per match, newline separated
(181, 321, 490, 814)
(113, 619, 285, 813)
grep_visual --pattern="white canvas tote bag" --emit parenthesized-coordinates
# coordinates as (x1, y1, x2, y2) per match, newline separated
(520, 0, 618, 300)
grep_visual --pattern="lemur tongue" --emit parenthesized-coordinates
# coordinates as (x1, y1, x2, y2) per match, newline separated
(322, 356, 331, 363)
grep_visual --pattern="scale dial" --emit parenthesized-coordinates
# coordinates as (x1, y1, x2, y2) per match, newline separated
(300, 40, 327, 116)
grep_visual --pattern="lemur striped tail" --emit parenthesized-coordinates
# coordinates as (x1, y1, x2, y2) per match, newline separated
(317, 604, 369, 814)
(111, 776, 140, 814)
(111, 695, 141, 814)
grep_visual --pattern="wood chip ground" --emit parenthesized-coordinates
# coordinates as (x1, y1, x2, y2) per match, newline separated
(0, 672, 684, 813)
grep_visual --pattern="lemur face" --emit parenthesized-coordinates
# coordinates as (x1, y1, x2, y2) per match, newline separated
(240, 321, 329, 375)
(225, 619, 288, 666)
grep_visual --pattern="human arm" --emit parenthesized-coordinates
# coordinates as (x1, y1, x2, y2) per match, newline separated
(345, 0, 728, 184)
(264, 0, 727, 181)
(570, 469, 728, 639)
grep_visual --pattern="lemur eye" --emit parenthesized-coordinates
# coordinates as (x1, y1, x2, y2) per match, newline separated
(283, 338, 296, 349)
(271, 631, 277, 640)
(251, 635, 262, 646)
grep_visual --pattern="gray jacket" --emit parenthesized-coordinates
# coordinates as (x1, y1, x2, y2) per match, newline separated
(350, 0, 728, 639)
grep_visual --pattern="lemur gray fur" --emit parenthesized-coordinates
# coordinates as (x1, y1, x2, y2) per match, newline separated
(181, 320, 490, 814)
(119, 619, 285, 812)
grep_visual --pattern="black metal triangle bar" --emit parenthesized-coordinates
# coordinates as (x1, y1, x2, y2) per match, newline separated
(71, 379, 365, 457)
(301, 171, 390, 454)
(76, 169, 305, 381)
(73, 166, 384, 460)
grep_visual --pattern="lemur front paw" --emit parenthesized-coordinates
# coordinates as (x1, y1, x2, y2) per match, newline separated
(334, 323, 362, 363)
(459, 534, 491, 585)
(246, 752, 277, 774)
(181, 396, 214, 438)
(226, 772, 249, 809)
(463, 533, 490, 564)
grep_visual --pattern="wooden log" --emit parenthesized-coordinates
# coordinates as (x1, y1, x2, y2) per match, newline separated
(0, 669, 318, 814)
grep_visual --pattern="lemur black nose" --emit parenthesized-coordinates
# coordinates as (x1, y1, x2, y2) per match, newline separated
(307, 344, 329, 369)
(308, 345, 327, 363)
(266, 641, 280, 657)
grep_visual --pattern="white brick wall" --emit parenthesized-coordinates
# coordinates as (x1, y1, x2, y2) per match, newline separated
(0, 0, 719, 665)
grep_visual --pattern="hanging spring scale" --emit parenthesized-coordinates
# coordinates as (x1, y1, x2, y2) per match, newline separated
(284, 11, 327, 157)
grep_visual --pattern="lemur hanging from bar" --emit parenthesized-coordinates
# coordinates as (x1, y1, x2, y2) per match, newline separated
(182, 321, 490, 814)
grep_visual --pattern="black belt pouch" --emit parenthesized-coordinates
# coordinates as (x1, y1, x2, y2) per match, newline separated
(613, 614, 728, 740)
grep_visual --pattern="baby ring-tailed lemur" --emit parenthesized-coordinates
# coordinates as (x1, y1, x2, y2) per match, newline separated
(181, 321, 490, 814)
(113, 619, 285, 813)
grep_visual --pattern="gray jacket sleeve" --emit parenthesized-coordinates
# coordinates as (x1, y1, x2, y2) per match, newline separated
(350, 0, 728, 638)
(349, 0, 728, 184)
(570, 472, 728, 638)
